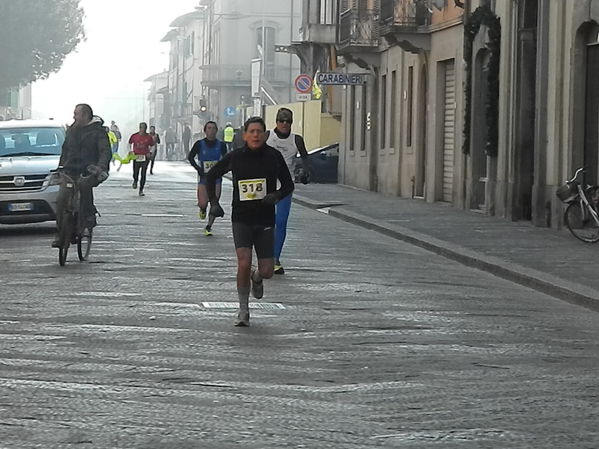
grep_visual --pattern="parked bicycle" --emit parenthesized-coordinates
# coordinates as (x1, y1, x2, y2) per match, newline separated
(556, 167, 599, 243)
(49, 170, 96, 265)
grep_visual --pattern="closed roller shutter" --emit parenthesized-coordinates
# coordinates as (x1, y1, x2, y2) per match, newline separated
(442, 60, 455, 203)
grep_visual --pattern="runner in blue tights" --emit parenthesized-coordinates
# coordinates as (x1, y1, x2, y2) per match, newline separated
(266, 108, 309, 274)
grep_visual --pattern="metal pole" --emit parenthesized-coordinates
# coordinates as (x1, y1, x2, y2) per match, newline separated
(289, 0, 294, 103)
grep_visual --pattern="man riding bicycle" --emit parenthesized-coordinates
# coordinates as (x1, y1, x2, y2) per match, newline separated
(52, 104, 111, 247)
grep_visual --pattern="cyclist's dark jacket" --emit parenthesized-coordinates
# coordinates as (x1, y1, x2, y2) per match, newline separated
(206, 143, 294, 226)
(59, 116, 112, 176)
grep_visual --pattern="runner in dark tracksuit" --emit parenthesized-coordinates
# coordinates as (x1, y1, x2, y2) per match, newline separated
(206, 116, 293, 327)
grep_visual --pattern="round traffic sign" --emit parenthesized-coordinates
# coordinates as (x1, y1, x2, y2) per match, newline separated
(294, 74, 313, 94)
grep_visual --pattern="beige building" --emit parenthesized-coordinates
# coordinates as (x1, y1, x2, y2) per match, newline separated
(338, 0, 464, 199)
(324, 0, 599, 231)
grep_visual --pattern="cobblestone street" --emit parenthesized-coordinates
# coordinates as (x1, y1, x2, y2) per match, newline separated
(1, 163, 598, 448)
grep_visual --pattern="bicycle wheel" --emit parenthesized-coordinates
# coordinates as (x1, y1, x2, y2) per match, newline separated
(77, 226, 93, 261)
(58, 213, 73, 266)
(565, 201, 599, 243)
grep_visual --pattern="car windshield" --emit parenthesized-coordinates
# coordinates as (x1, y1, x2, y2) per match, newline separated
(0, 127, 65, 157)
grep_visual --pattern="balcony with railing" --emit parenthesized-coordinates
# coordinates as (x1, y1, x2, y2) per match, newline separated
(337, 8, 380, 52)
(200, 64, 291, 89)
(379, 0, 432, 52)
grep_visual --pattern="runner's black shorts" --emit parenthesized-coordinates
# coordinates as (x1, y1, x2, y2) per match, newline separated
(232, 222, 274, 259)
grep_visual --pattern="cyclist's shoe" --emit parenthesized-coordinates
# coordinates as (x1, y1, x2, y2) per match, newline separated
(203, 227, 213, 236)
(250, 269, 264, 299)
(132, 181, 137, 189)
(234, 310, 250, 327)
(198, 209, 207, 220)
(138, 190, 145, 197)
(274, 263, 285, 275)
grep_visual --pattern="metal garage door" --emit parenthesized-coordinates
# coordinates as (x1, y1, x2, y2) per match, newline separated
(442, 60, 456, 203)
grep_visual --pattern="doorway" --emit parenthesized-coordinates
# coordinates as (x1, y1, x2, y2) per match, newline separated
(470, 49, 490, 211)
(584, 43, 599, 185)
(513, 0, 538, 221)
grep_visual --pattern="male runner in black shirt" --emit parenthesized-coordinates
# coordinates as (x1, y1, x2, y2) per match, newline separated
(206, 117, 294, 327)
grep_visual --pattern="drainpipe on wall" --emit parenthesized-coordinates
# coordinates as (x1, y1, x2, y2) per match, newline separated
(328, 45, 338, 113)
(464, 0, 471, 20)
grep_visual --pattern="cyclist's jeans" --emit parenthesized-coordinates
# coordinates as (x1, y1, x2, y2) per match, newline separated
(56, 183, 95, 235)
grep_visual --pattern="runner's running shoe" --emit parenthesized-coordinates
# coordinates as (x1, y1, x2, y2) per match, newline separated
(204, 227, 213, 236)
(198, 209, 206, 220)
(274, 263, 285, 275)
(234, 310, 250, 327)
(250, 269, 264, 299)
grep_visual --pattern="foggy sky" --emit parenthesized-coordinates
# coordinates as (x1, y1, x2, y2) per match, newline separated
(32, 0, 200, 134)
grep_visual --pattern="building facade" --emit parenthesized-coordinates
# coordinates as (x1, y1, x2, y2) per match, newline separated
(0, 84, 32, 120)
(200, 0, 301, 127)
(155, 0, 301, 143)
(318, 0, 599, 230)
(144, 71, 168, 131)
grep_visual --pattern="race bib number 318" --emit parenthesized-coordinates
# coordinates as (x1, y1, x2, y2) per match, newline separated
(238, 178, 266, 201)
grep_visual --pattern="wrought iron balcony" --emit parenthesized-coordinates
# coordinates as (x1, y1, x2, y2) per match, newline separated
(200, 64, 291, 89)
(338, 9, 380, 51)
(380, 0, 431, 30)
(379, 0, 432, 53)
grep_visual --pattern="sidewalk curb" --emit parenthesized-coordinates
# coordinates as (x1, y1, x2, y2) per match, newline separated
(293, 194, 599, 311)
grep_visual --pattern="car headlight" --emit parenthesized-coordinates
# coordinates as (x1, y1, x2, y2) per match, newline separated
(46, 171, 61, 186)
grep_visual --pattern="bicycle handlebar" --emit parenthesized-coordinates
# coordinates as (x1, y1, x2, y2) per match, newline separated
(568, 167, 587, 184)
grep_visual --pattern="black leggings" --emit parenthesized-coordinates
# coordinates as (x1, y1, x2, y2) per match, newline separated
(133, 161, 149, 190)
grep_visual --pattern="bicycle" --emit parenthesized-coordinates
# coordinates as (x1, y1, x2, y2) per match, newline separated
(556, 167, 599, 243)
(50, 170, 95, 266)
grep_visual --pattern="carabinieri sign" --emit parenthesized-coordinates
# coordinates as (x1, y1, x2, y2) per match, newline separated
(315, 72, 368, 85)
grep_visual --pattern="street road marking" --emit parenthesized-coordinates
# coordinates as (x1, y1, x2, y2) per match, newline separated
(202, 302, 285, 310)
(141, 214, 185, 217)
(317, 208, 330, 214)
(72, 292, 142, 298)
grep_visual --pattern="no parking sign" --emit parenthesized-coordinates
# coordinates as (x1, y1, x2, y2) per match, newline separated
(294, 74, 313, 94)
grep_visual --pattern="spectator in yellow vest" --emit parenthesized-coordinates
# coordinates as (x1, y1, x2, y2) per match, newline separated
(223, 122, 234, 152)
(105, 126, 118, 165)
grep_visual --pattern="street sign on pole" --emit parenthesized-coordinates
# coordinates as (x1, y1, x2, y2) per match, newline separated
(251, 59, 261, 97)
(315, 72, 368, 85)
(294, 74, 313, 94)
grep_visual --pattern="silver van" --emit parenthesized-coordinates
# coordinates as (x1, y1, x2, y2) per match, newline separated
(0, 120, 65, 225)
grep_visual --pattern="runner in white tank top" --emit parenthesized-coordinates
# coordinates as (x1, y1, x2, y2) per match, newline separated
(266, 108, 310, 274)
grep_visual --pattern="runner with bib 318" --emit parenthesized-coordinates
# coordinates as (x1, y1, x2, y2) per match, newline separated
(205, 117, 294, 327)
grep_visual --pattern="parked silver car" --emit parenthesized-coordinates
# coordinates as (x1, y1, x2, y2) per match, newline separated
(0, 120, 65, 224)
